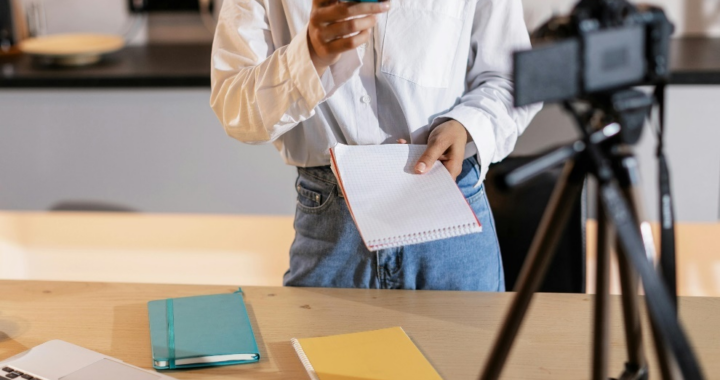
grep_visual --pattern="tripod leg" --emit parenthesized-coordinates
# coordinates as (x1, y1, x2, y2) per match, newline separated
(594, 156, 703, 379)
(615, 154, 677, 380)
(480, 159, 587, 380)
(592, 195, 612, 380)
(615, 242, 649, 379)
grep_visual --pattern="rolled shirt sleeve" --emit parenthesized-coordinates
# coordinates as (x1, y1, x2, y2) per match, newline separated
(210, 0, 361, 144)
(433, 0, 543, 182)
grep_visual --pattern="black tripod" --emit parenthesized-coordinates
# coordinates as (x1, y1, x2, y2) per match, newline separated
(479, 89, 704, 380)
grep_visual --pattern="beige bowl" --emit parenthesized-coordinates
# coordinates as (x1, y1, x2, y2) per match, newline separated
(19, 33, 125, 66)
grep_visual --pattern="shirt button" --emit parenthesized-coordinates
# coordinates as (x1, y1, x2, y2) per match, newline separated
(361, 95, 371, 104)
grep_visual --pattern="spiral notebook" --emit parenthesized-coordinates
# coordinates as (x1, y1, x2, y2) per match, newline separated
(329, 143, 481, 251)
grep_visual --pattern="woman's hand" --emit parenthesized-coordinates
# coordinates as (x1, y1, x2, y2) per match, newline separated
(308, 0, 391, 75)
(414, 120, 471, 180)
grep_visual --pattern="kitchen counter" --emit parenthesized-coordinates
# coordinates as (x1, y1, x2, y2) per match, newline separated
(0, 43, 211, 88)
(669, 37, 720, 84)
(1, 38, 719, 88)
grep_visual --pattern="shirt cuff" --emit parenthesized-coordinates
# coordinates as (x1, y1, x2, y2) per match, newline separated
(285, 25, 326, 110)
(432, 106, 497, 185)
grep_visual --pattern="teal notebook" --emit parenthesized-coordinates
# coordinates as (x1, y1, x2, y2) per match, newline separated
(148, 289, 260, 370)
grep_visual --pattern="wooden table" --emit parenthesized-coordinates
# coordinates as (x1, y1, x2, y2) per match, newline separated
(0, 281, 718, 379)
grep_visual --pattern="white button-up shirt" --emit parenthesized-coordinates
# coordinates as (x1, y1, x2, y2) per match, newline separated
(210, 0, 542, 182)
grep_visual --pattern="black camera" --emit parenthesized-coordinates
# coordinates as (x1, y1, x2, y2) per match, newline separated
(513, 0, 674, 108)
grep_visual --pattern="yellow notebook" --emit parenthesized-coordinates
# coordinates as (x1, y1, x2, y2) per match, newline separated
(291, 327, 442, 380)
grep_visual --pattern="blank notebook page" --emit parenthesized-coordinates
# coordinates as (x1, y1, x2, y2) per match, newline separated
(330, 144, 481, 251)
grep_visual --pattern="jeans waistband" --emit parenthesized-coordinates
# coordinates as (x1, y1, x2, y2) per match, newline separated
(297, 165, 338, 185)
(296, 156, 479, 186)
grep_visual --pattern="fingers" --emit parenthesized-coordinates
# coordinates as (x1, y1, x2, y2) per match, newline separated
(323, 29, 371, 54)
(318, 15, 378, 42)
(308, 1, 388, 68)
(396, 139, 408, 144)
(415, 136, 452, 175)
(441, 151, 464, 180)
(415, 138, 464, 179)
(313, 2, 390, 24)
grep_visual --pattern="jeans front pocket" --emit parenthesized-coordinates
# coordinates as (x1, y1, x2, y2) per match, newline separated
(456, 156, 485, 203)
(295, 171, 337, 214)
(381, 0, 468, 88)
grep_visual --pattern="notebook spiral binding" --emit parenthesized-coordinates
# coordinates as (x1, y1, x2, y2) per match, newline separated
(367, 223, 481, 250)
(291, 338, 320, 380)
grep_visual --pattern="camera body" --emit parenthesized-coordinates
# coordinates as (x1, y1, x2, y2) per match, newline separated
(513, 0, 674, 108)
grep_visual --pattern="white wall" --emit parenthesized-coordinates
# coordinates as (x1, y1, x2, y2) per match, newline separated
(25, 0, 720, 42)
(0, 90, 297, 215)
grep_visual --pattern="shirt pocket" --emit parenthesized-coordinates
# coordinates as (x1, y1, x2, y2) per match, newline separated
(380, 0, 468, 88)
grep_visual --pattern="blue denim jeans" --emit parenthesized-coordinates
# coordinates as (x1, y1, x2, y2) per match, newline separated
(284, 156, 505, 291)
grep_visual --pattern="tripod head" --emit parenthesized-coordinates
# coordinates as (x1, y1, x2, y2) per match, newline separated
(571, 88, 654, 146)
(493, 86, 652, 193)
